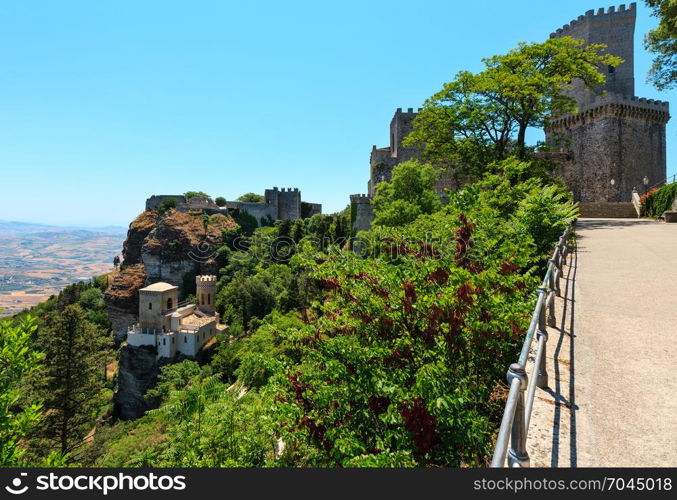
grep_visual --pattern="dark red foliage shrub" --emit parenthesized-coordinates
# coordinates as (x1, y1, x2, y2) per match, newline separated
(399, 397, 437, 457)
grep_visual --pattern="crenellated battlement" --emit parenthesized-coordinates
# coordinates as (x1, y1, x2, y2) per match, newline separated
(350, 194, 372, 204)
(549, 3, 636, 39)
(549, 93, 670, 130)
(196, 275, 217, 284)
(588, 93, 669, 111)
(394, 107, 422, 115)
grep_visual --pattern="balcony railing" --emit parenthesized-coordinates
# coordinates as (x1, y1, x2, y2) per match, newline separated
(491, 225, 572, 467)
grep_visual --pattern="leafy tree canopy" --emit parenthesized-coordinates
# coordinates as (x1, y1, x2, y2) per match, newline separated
(405, 37, 621, 181)
(237, 192, 265, 203)
(184, 191, 211, 201)
(644, 0, 677, 89)
(371, 160, 442, 227)
(157, 197, 177, 214)
(0, 315, 43, 466)
(215, 196, 227, 207)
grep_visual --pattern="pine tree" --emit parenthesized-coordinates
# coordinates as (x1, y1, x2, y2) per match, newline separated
(0, 314, 43, 466)
(35, 304, 113, 457)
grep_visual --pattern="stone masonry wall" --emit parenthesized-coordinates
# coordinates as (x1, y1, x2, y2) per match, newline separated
(549, 98, 669, 202)
(550, 4, 636, 106)
(350, 194, 375, 234)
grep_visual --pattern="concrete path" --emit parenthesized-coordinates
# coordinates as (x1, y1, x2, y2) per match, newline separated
(527, 218, 677, 467)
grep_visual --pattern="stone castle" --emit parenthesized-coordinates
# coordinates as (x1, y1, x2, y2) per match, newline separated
(546, 3, 670, 203)
(126, 275, 226, 359)
(351, 2, 670, 230)
(146, 187, 322, 224)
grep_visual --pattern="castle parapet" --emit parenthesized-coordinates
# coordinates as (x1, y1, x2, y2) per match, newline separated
(350, 194, 372, 204)
(549, 3, 636, 39)
(549, 92, 670, 129)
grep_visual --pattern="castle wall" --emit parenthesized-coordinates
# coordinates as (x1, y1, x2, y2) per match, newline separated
(138, 287, 178, 331)
(196, 275, 217, 313)
(146, 188, 320, 224)
(546, 3, 669, 203)
(226, 201, 277, 223)
(550, 4, 636, 105)
(146, 195, 186, 210)
(177, 323, 215, 357)
(350, 194, 375, 233)
(369, 109, 422, 196)
(277, 188, 302, 220)
(157, 332, 176, 359)
(550, 109, 667, 201)
(301, 202, 322, 218)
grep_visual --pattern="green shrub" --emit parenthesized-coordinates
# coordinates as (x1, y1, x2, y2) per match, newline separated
(157, 197, 178, 214)
(644, 182, 677, 218)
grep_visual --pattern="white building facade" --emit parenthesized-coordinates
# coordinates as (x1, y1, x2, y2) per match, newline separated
(126, 275, 224, 358)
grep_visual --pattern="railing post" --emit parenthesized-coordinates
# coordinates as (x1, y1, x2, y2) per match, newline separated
(548, 258, 560, 297)
(536, 288, 549, 389)
(507, 363, 530, 467)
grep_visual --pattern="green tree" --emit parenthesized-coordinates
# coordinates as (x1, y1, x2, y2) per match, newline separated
(35, 305, 113, 457)
(217, 273, 275, 332)
(184, 191, 211, 201)
(237, 192, 264, 203)
(78, 288, 104, 310)
(644, 0, 677, 89)
(406, 37, 621, 179)
(149, 375, 226, 460)
(271, 175, 577, 467)
(371, 160, 442, 227)
(157, 197, 178, 214)
(145, 360, 208, 403)
(0, 314, 43, 466)
(215, 196, 227, 207)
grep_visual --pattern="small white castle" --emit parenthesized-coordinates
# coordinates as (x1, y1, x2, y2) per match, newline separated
(126, 275, 225, 358)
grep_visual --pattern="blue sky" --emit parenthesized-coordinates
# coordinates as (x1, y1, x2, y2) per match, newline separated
(0, 0, 674, 227)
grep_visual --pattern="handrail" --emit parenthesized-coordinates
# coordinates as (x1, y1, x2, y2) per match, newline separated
(491, 224, 572, 467)
(639, 173, 677, 195)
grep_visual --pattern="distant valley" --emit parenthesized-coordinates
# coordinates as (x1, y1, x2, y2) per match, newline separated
(0, 220, 126, 316)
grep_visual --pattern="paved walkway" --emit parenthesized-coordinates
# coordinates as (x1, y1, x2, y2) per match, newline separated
(528, 218, 677, 467)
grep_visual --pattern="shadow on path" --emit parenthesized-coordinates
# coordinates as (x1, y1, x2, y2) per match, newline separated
(549, 238, 578, 467)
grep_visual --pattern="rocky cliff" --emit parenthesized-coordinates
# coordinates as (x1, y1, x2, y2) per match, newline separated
(113, 344, 165, 420)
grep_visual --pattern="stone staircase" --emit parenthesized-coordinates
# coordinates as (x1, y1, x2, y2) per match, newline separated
(578, 202, 639, 218)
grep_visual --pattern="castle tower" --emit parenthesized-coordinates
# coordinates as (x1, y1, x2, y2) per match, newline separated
(138, 282, 179, 332)
(196, 275, 217, 313)
(276, 188, 302, 220)
(369, 108, 422, 196)
(552, 4, 636, 105)
(349, 194, 375, 234)
(546, 3, 670, 202)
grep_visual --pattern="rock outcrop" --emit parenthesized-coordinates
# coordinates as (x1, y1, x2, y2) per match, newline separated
(113, 344, 165, 420)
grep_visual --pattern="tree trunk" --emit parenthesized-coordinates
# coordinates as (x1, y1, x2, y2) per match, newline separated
(517, 123, 527, 159)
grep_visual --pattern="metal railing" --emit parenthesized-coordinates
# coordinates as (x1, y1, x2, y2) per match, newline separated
(491, 224, 572, 467)
(640, 173, 677, 195)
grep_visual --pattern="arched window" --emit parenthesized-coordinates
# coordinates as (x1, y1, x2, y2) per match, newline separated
(184, 336, 187, 343)
(201, 293, 205, 305)
(207, 294, 211, 305)
(163, 338, 166, 345)
(149, 302, 152, 310)
(167, 297, 173, 309)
